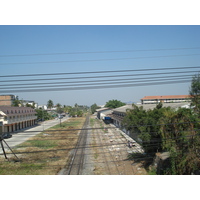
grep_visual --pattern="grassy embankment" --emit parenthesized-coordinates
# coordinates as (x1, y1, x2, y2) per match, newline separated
(0, 117, 85, 175)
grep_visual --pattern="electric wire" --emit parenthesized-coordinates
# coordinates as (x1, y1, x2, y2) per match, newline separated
(1, 53, 200, 65)
(0, 65, 199, 78)
(0, 69, 198, 83)
(1, 133, 198, 157)
(0, 79, 191, 93)
(0, 74, 194, 88)
(1, 121, 198, 135)
(1, 47, 200, 57)
(0, 76, 192, 90)
(5, 129, 200, 146)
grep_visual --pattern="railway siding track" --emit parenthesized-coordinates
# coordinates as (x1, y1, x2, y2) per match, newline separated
(63, 114, 90, 175)
(91, 118, 137, 175)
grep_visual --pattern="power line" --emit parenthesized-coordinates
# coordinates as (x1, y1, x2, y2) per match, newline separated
(0, 68, 198, 83)
(0, 74, 194, 89)
(0, 65, 199, 78)
(1, 47, 200, 57)
(1, 53, 200, 65)
(0, 79, 192, 93)
(3, 121, 198, 135)
(0, 76, 192, 90)
(10, 129, 200, 145)
(1, 131, 199, 157)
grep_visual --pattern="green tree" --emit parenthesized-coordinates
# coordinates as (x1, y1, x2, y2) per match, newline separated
(12, 96, 21, 107)
(77, 110, 83, 117)
(105, 99, 126, 109)
(35, 108, 53, 121)
(189, 73, 200, 115)
(158, 107, 200, 175)
(63, 106, 72, 113)
(56, 103, 61, 108)
(47, 100, 54, 110)
(122, 104, 166, 153)
(90, 103, 100, 114)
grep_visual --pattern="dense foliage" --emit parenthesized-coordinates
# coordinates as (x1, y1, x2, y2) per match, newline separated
(90, 103, 100, 114)
(105, 99, 126, 109)
(121, 73, 200, 174)
(35, 108, 53, 121)
(68, 104, 88, 117)
(189, 73, 200, 115)
(122, 103, 200, 175)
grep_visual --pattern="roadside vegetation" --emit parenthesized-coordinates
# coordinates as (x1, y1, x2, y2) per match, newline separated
(122, 73, 200, 175)
(0, 117, 85, 175)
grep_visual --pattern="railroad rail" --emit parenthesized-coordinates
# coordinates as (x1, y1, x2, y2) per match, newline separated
(65, 114, 90, 175)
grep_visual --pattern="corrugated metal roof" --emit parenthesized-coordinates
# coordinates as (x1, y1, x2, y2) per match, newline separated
(112, 103, 190, 113)
(96, 107, 111, 112)
(112, 104, 134, 113)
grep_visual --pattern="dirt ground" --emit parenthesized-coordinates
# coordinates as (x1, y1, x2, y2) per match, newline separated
(81, 116, 148, 175)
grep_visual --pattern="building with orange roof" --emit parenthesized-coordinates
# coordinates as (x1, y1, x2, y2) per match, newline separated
(141, 95, 191, 104)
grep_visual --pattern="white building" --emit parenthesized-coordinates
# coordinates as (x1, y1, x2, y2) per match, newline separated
(141, 95, 191, 104)
(0, 106, 37, 134)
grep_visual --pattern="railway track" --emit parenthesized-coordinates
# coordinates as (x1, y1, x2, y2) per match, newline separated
(93, 123, 114, 174)
(92, 119, 135, 175)
(60, 115, 145, 175)
(65, 114, 90, 175)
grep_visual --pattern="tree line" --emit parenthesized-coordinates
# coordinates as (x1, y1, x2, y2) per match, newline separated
(121, 73, 200, 175)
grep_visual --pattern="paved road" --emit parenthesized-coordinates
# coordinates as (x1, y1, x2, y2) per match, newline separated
(0, 116, 68, 155)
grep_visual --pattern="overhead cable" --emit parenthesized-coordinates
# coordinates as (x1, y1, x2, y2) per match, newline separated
(1, 47, 200, 57)
(0, 76, 192, 90)
(0, 69, 198, 83)
(0, 79, 191, 93)
(0, 65, 199, 78)
(0, 74, 194, 88)
(1, 53, 200, 65)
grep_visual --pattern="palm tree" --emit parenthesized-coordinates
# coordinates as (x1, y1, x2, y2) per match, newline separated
(56, 103, 62, 108)
(47, 100, 54, 110)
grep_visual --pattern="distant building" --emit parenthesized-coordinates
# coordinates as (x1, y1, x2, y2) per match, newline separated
(141, 95, 191, 104)
(96, 108, 112, 120)
(0, 95, 16, 106)
(22, 100, 38, 108)
(38, 105, 48, 110)
(0, 106, 37, 134)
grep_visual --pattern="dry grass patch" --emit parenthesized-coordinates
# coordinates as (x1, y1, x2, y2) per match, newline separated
(0, 117, 85, 175)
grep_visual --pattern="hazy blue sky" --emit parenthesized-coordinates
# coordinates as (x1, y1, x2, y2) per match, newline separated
(1, 25, 200, 106)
